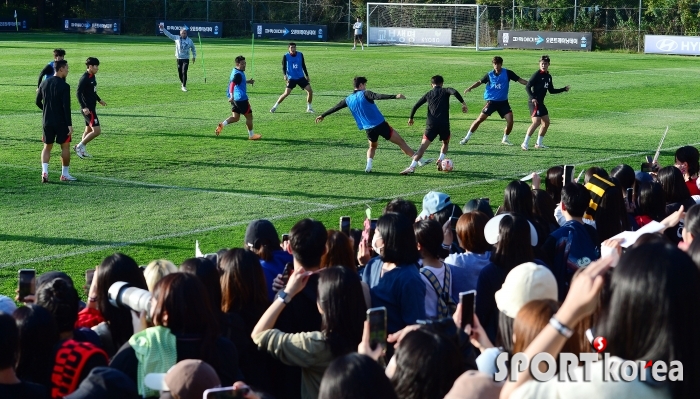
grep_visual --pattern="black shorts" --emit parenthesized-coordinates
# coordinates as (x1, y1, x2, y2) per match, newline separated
(43, 125, 71, 145)
(366, 121, 394, 143)
(83, 109, 100, 127)
(354, 34, 363, 40)
(424, 125, 450, 142)
(231, 100, 252, 115)
(481, 100, 512, 118)
(286, 77, 310, 90)
(528, 101, 549, 118)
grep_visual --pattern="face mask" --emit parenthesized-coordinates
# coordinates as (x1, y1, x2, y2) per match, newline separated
(372, 234, 384, 256)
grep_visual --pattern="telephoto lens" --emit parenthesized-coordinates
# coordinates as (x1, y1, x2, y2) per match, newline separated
(108, 281, 152, 315)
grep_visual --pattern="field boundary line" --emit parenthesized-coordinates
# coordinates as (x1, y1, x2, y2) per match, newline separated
(2, 140, 699, 268)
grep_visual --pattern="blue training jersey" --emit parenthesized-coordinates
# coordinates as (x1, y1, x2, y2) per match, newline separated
(43, 61, 55, 81)
(483, 68, 511, 101)
(227, 68, 247, 101)
(284, 52, 305, 80)
(345, 91, 385, 130)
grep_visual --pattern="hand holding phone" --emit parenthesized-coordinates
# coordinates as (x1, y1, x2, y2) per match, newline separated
(367, 307, 387, 351)
(340, 216, 351, 237)
(563, 165, 575, 184)
(459, 290, 476, 331)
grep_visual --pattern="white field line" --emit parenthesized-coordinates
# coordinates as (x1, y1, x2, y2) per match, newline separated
(2, 140, 700, 268)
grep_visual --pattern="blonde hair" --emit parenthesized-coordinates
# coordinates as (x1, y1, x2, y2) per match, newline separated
(143, 259, 178, 292)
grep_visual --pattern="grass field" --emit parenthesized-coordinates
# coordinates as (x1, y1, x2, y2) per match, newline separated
(1, 33, 699, 298)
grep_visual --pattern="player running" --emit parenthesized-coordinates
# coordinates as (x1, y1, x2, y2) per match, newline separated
(352, 17, 364, 50)
(315, 76, 415, 173)
(36, 60, 76, 182)
(521, 55, 570, 151)
(215, 56, 261, 140)
(37, 49, 66, 92)
(74, 57, 106, 159)
(401, 75, 467, 175)
(270, 43, 314, 113)
(458, 56, 527, 146)
(159, 23, 196, 92)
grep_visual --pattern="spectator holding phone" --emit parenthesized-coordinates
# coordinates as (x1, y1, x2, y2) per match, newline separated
(13, 305, 58, 389)
(245, 219, 293, 302)
(0, 313, 50, 399)
(321, 229, 372, 307)
(252, 266, 366, 399)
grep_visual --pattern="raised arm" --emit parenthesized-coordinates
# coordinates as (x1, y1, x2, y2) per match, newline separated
(447, 87, 466, 104)
(364, 90, 404, 101)
(320, 99, 348, 118)
(548, 78, 569, 94)
(161, 28, 179, 40)
(409, 95, 428, 119)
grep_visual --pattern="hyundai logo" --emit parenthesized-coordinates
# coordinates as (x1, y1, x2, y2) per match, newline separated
(656, 39, 678, 52)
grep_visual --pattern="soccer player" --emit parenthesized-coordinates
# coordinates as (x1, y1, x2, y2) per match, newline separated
(74, 57, 106, 159)
(37, 49, 66, 92)
(159, 22, 196, 92)
(401, 75, 467, 175)
(270, 43, 314, 113)
(35, 60, 75, 182)
(458, 56, 527, 146)
(215, 56, 261, 140)
(352, 17, 364, 50)
(521, 54, 570, 150)
(315, 76, 415, 173)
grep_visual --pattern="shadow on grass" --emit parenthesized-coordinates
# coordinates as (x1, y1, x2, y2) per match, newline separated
(0, 234, 180, 250)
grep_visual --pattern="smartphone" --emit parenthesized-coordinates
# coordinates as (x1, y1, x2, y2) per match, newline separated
(203, 386, 249, 399)
(369, 219, 378, 244)
(340, 216, 351, 237)
(281, 233, 290, 243)
(281, 263, 293, 284)
(626, 188, 633, 205)
(367, 306, 387, 350)
(84, 269, 95, 296)
(18, 269, 36, 302)
(459, 290, 476, 330)
(563, 165, 575, 184)
(450, 216, 459, 231)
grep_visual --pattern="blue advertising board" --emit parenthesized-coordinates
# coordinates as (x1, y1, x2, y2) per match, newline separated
(156, 21, 222, 38)
(254, 23, 327, 42)
(64, 19, 120, 34)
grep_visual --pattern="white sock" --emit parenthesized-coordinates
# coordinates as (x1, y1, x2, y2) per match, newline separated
(465, 131, 473, 140)
(438, 153, 446, 161)
(78, 141, 86, 147)
(273, 102, 279, 108)
(410, 160, 418, 168)
(537, 136, 544, 146)
(307, 103, 312, 109)
(62, 166, 69, 176)
(222, 120, 229, 126)
(42, 163, 49, 174)
(367, 158, 373, 168)
(248, 130, 255, 137)
(503, 134, 509, 141)
(523, 135, 531, 145)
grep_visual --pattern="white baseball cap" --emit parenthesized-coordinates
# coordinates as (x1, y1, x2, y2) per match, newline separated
(483, 213, 538, 247)
(495, 262, 558, 318)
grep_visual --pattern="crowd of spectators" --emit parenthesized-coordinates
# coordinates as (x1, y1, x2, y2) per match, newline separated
(2, 145, 700, 399)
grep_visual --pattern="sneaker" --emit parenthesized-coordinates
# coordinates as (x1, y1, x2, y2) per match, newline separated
(501, 138, 513, 146)
(400, 166, 415, 175)
(248, 134, 262, 140)
(306, 107, 315, 113)
(74, 144, 86, 159)
(352, 47, 356, 50)
(459, 136, 469, 145)
(82, 149, 92, 158)
(181, 85, 188, 92)
(417, 158, 434, 167)
(535, 144, 549, 149)
(436, 159, 443, 171)
(60, 174, 77, 181)
(270, 107, 277, 113)
(41, 173, 49, 183)
(215, 123, 223, 136)
(521, 143, 529, 151)
(365, 165, 372, 173)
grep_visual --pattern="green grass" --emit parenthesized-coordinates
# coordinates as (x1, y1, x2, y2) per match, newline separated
(1, 33, 699, 298)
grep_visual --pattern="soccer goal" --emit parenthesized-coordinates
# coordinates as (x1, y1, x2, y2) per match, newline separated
(366, 2, 494, 49)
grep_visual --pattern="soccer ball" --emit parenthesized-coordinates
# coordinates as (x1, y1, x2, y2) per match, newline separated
(441, 159, 454, 172)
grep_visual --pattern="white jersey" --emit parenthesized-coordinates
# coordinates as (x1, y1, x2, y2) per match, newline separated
(353, 21, 363, 35)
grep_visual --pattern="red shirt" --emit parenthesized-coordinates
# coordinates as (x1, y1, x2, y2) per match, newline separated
(686, 178, 700, 196)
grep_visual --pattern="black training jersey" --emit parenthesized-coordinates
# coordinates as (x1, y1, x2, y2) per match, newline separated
(77, 72, 102, 110)
(526, 70, 566, 103)
(36, 76, 72, 127)
(409, 87, 465, 127)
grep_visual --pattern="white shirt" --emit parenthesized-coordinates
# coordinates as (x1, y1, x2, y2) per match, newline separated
(420, 264, 448, 318)
(353, 21, 363, 35)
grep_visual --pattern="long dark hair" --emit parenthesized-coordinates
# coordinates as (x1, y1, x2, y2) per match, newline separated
(545, 165, 564, 204)
(152, 273, 220, 368)
(317, 266, 366, 358)
(684, 204, 700, 237)
(321, 230, 357, 273)
(675, 146, 700, 178)
(658, 166, 691, 204)
(318, 353, 398, 399)
(391, 328, 463, 399)
(96, 253, 148, 352)
(376, 213, 419, 265)
(636, 181, 666, 222)
(594, 183, 630, 242)
(13, 305, 59, 387)
(489, 214, 534, 272)
(503, 181, 534, 218)
(596, 243, 700, 399)
(220, 248, 269, 313)
(180, 257, 223, 318)
(532, 188, 558, 230)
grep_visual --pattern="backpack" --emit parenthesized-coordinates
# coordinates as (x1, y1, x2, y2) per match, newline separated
(420, 263, 457, 319)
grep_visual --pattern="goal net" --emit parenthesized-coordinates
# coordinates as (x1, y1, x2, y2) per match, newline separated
(366, 2, 494, 49)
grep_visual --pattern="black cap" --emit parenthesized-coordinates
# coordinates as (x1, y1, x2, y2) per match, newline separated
(244, 220, 280, 249)
(463, 199, 494, 219)
(65, 367, 138, 399)
(37, 271, 74, 289)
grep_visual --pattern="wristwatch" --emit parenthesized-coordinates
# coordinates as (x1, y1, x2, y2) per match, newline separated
(276, 291, 292, 304)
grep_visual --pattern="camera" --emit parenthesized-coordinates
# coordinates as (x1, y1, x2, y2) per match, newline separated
(108, 282, 152, 315)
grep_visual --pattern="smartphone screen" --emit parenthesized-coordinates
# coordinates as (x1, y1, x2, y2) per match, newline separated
(450, 216, 459, 231)
(281, 263, 293, 284)
(85, 269, 95, 286)
(203, 387, 248, 399)
(340, 216, 351, 237)
(282, 234, 289, 242)
(367, 307, 387, 350)
(459, 290, 476, 330)
(18, 269, 36, 301)
(563, 165, 574, 184)
(369, 219, 378, 247)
